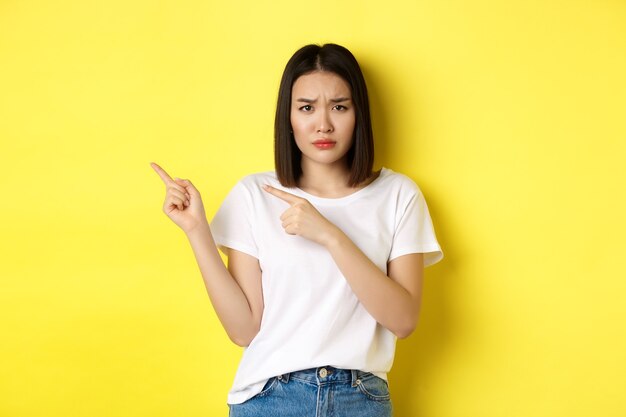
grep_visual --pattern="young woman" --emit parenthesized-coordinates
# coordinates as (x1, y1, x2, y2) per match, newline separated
(151, 43, 443, 416)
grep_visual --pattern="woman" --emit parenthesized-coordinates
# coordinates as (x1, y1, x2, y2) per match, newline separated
(151, 43, 443, 416)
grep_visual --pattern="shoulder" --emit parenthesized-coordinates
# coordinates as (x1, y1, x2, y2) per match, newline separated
(227, 171, 278, 202)
(216, 171, 277, 213)
(378, 168, 423, 197)
(231, 171, 278, 192)
(237, 171, 277, 187)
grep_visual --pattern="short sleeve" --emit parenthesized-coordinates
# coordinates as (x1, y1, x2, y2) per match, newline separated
(388, 187, 443, 267)
(209, 181, 258, 258)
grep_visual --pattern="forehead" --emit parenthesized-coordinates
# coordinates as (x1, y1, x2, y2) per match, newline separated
(291, 71, 352, 97)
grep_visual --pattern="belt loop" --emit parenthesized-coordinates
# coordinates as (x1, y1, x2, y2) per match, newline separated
(281, 372, 290, 383)
(351, 369, 358, 387)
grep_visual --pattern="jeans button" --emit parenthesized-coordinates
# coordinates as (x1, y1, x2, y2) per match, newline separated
(319, 368, 328, 378)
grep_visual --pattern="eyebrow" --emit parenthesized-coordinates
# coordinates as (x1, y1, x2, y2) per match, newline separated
(295, 97, 351, 103)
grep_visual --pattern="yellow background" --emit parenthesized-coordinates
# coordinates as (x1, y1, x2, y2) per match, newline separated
(1, 0, 625, 416)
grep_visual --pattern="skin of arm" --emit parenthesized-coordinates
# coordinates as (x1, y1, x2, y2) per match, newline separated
(186, 224, 264, 347)
(263, 184, 425, 339)
(151, 162, 263, 347)
(326, 234, 424, 339)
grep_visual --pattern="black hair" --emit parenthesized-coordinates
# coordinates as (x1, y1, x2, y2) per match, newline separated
(274, 43, 374, 187)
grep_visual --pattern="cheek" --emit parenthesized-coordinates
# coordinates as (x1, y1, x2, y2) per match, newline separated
(290, 114, 313, 137)
(290, 114, 305, 148)
(342, 114, 356, 137)
(290, 112, 304, 132)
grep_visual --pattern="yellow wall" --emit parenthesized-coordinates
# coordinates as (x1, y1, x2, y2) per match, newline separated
(1, 1, 625, 416)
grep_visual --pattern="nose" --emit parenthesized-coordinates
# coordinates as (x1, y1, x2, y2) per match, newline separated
(317, 109, 334, 133)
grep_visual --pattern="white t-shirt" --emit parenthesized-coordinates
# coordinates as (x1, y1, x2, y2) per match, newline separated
(210, 167, 443, 404)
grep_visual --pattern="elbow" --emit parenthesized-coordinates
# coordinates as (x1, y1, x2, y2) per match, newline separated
(392, 315, 419, 339)
(229, 334, 251, 347)
(230, 338, 251, 348)
(229, 332, 256, 347)
(393, 324, 416, 339)
(227, 325, 260, 347)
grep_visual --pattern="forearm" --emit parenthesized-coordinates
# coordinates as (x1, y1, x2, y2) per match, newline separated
(185, 222, 259, 345)
(325, 228, 420, 338)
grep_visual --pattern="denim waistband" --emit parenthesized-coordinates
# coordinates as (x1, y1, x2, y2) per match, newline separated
(276, 366, 370, 387)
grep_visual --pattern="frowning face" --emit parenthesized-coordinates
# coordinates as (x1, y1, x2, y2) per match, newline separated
(290, 71, 356, 170)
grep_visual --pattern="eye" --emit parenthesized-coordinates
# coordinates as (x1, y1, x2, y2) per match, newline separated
(333, 105, 347, 111)
(299, 105, 313, 112)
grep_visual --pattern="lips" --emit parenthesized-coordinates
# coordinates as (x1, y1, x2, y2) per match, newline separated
(313, 139, 336, 149)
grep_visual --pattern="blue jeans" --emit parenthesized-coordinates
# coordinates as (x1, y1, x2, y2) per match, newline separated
(228, 366, 393, 417)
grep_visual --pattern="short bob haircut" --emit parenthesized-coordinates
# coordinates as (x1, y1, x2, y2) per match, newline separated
(274, 43, 374, 188)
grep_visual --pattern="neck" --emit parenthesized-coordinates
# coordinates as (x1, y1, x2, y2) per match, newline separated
(298, 159, 352, 198)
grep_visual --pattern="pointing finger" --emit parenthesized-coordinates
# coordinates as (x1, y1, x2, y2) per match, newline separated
(262, 184, 303, 205)
(150, 162, 174, 185)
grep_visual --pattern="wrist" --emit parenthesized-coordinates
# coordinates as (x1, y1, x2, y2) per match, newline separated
(322, 224, 345, 249)
(185, 219, 211, 239)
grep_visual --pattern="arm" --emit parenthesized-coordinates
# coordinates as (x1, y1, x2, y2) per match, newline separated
(150, 162, 262, 347)
(325, 232, 424, 339)
(186, 223, 263, 346)
(263, 184, 424, 339)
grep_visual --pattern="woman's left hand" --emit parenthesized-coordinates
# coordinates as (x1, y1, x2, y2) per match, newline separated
(263, 185, 339, 247)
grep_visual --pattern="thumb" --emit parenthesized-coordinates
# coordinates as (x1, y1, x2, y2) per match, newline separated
(174, 178, 200, 196)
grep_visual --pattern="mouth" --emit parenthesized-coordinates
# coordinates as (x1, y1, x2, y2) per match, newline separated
(313, 139, 336, 149)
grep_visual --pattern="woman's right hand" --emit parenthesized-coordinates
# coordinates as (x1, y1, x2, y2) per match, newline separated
(150, 162, 208, 234)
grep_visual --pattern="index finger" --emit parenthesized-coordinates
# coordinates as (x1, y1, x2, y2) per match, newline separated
(150, 162, 174, 185)
(262, 184, 303, 205)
